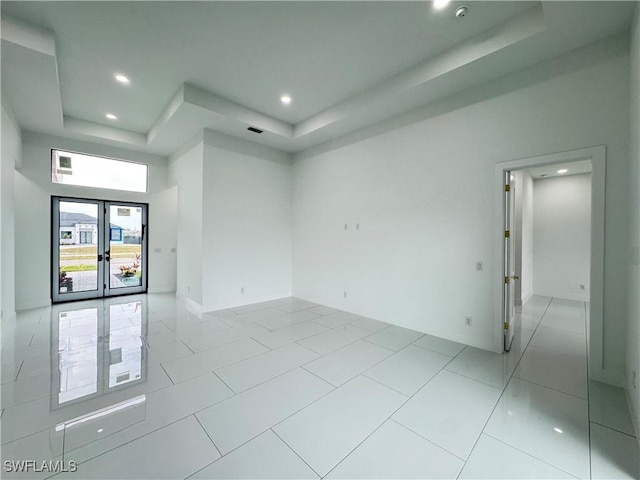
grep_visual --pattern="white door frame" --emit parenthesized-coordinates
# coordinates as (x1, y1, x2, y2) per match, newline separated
(493, 145, 607, 381)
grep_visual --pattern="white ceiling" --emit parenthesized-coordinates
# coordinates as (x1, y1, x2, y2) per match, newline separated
(527, 159, 593, 180)
(1, 1, 636, 157)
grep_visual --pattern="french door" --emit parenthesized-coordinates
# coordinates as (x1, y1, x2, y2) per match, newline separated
(52, 197, 148, 303)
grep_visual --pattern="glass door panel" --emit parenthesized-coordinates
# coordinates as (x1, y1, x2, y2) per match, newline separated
(52, 199, 105, 302)
(105, 203, 147, 296)
(108, 205, 143, 289)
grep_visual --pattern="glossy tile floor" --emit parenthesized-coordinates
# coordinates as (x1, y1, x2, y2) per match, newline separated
(1, 294, 638, 479)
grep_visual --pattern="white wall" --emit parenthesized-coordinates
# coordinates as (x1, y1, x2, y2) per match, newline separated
(201, 131, 292, 311)
(626, 4, 640, 438)
(169, 139, 204, 306)
(520, 171, 534, 304)
(1, 104, 21, 322)
(168, 131, 293, 312)
(14, 132, 176, 310)
(514, 170, 534, 305)
(532, 174, 591, 301)
(292, 35, 629, 365)
(148, 186, 178, 294)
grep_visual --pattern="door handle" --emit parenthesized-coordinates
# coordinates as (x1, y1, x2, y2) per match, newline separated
(98, 254, 103, 261)
(511, 275, 520, 280)
(105, 251, 111, 262)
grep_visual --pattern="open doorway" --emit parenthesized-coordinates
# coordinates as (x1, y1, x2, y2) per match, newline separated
(516, 161, 593, 304)
(494, 146, 606, 380)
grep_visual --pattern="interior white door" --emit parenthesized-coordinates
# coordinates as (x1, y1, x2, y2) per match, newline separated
(503, 171, 517, 351)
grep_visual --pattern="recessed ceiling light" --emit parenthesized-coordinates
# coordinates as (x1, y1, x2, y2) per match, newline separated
(106, 113, 118, 120)
(557, 169, 568, 174)
(280, 95, 292, 105)
(433, 0, 451, 10)
(554, 427, 563, 434)
(114, 74, 130, 84)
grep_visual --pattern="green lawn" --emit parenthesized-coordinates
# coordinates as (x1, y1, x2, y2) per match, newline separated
(59, 245, 141, 260)
(60, 264, 97, 272)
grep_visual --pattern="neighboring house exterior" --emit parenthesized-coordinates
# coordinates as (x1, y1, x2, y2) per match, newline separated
(59, 212, 124, 246)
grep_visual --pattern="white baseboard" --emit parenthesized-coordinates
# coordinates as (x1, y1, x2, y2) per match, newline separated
(590, 366, 626, 388)
(533, 291, 589, 302)
(202, 291, 292, 313)
(147, 286, 177, 294)
(16, 300, 51, 311)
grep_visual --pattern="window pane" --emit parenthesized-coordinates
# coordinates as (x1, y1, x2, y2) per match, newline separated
(52, 150, 148, 193)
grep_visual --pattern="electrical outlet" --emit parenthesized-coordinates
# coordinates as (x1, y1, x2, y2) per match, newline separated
(579, 284, 585, 290)
(475, 262, 483, 272)
(344, 224, 348, 230)
(241, 287, 245, 293)
(344, 291, 347, 298)
(465, 316, 472, 326)
(356, 223, 360, 230)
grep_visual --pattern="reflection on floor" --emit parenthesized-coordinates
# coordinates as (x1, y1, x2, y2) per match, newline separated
(1, 295, 638, 479)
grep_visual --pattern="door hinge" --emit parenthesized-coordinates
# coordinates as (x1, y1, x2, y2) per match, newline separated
(505, 184, 510, 192)
(104, 283, 107, 290)
(504, 230, 510, 238)
(503, 322, 510, 330)
(504, 276, 510, 284)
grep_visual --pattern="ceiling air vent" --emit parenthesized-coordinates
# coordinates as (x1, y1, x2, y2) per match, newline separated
(247, 126, 263, 134)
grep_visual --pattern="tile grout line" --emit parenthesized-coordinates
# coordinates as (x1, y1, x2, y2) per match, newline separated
(321, 344, 472, 478)
(13, 360, 24, 382)
(589, 420, 638, 439)
(180, 339, 196, 354)
(270, 428, 323, 479)
(159, 363, 175, 385)
(0, 373, 186, 447)
(248, 336, 273, 351)
(160, 336, 273, 383)
(186, 374, 340, 468)
(211, 370, 236, 395)
(388, 418, 467, 463)
(323, 366, 463, 478)
(489, 299, 590, 476)
(584, 298, 593, 480)
(482, 431, 581, 479)
(66, 415, 200, 467)
(509, 375, 589, 402)
(193, 413, 223, 457)
(456, 297, 553, 479)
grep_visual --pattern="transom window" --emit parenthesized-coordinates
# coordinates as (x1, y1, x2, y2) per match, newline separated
(51, 150, 148, 193)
